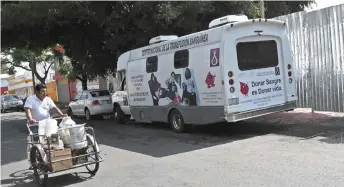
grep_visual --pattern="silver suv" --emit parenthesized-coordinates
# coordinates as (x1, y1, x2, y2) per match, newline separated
(1, 94, 24, 113)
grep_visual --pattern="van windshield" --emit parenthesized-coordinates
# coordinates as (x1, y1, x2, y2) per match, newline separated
(236, 40, 279, 71)
(90, 90, 110, 97)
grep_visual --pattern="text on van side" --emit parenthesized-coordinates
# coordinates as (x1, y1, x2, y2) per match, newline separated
(142, 33, 209, 57)
(130, 75, 149, 102)
(251, 78, 282, 96)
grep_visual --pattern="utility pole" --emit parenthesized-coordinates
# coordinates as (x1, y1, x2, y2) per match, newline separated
(260, 0, 265, 18)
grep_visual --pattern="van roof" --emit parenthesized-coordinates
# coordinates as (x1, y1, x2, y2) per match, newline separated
(116, 18, 286, 71)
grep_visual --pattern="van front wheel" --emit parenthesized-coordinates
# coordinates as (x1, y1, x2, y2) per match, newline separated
(169, 109, 186, 133)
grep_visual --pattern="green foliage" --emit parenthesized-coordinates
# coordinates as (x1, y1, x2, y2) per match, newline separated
(0, 47, 60, 84)
(263, 1, 314, 18)
(1, 1, 314, 87)
(1, 64, 16, 75)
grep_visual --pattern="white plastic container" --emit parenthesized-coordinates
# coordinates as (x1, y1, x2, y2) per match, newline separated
(69, 124, 87, 150)
(60, 117, 76, 127)
(44, 119, 58, 137)
(58, 117, 76, 146)
(58, 117, 87, 150)
(38, 119, 59, 149)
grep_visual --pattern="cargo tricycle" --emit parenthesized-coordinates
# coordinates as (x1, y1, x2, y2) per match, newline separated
(26, 117, 103, 186)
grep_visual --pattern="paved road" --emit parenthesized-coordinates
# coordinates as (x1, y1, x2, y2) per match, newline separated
(1, 111, 344, 187)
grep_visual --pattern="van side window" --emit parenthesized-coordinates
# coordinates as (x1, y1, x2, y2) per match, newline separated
(174, 50, 189, 69)
(146, 56, 158, 73)
(236, 40, 278, 71)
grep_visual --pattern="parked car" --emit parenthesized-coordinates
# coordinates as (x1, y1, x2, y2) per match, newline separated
(67, 89, 113, 120)
(0, 94, 24, 113)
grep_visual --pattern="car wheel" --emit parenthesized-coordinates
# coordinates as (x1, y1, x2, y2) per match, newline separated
(67, 107, 75, 118)
(169, 109, 187, 133)
(114, 104, 125, 124)
(85, 108, 92, 120)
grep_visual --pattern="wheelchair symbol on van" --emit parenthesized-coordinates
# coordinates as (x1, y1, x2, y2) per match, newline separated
(210, 48, 220, 67)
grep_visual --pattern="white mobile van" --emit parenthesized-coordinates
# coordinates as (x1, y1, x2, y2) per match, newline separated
(112, 15, 297, 132)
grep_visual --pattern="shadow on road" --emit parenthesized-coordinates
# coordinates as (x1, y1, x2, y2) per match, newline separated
(2, 111, 344, 164)
(0, 169, 94, 187)
(1, 117, 30, 166)
(71, 111, 344, 158)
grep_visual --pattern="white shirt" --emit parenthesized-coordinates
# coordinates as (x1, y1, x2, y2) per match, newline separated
(24, 95, 56, 121)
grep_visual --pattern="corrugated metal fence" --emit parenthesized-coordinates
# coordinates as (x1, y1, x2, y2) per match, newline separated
(274, 4, 344, 113)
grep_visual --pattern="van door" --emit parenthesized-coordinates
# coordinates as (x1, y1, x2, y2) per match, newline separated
(224, 35, 287, 113)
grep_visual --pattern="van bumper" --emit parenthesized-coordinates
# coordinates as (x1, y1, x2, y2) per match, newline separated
(225, 101, 297, 122)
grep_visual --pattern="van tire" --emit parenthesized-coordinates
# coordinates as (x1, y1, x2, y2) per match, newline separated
(114, 104, 125, 124)
(169, 109, 186, 133)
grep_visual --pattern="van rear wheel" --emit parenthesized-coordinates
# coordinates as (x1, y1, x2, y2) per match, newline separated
(169, 109, 186, 133)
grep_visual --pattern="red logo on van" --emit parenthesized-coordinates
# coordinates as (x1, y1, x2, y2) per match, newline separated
(240, 82, 249, 96)
(205, 71, 216, 88)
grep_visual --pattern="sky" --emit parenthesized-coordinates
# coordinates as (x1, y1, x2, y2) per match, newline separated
(307, 0, 344, 11)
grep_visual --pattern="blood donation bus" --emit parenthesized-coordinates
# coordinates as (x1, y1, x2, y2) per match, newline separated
(112, 15, 298, 133)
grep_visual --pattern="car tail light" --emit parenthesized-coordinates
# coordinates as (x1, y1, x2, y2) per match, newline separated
(287, 64, 293, 83)
(228, 71, 235, 91)
(92, 100, 100, 105)
(228, 79, 234, 85)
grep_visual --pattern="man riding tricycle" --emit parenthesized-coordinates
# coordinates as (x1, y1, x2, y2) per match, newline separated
(25, 84, 103, 186)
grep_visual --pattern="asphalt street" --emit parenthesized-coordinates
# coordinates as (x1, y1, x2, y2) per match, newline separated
(1, 110, 344, 187)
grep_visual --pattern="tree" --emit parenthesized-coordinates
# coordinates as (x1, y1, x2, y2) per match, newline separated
(1, 63, 16, 75)
(0, 46, 63, 85)
(1, 1, 315, 90)
(263, 1, 314, 18)
(56, 58, 91, 90)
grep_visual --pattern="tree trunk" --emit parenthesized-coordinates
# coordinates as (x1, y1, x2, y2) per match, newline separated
(31, 68, 36, 88)
(82, 80, 88, 90)
(31, 62, 46, 85)
(36, 76, 46, 85)
(81, 74, 88, 90)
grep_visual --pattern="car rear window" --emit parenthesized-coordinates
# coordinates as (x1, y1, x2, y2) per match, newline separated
(4, 95, 20, 101)
(90, 90, 110, 97)
(236, 40, 279, 71)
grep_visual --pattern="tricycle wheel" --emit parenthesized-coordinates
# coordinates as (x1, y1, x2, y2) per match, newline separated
(85, 137, 99, 174)
(30, 146, 48, 186)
